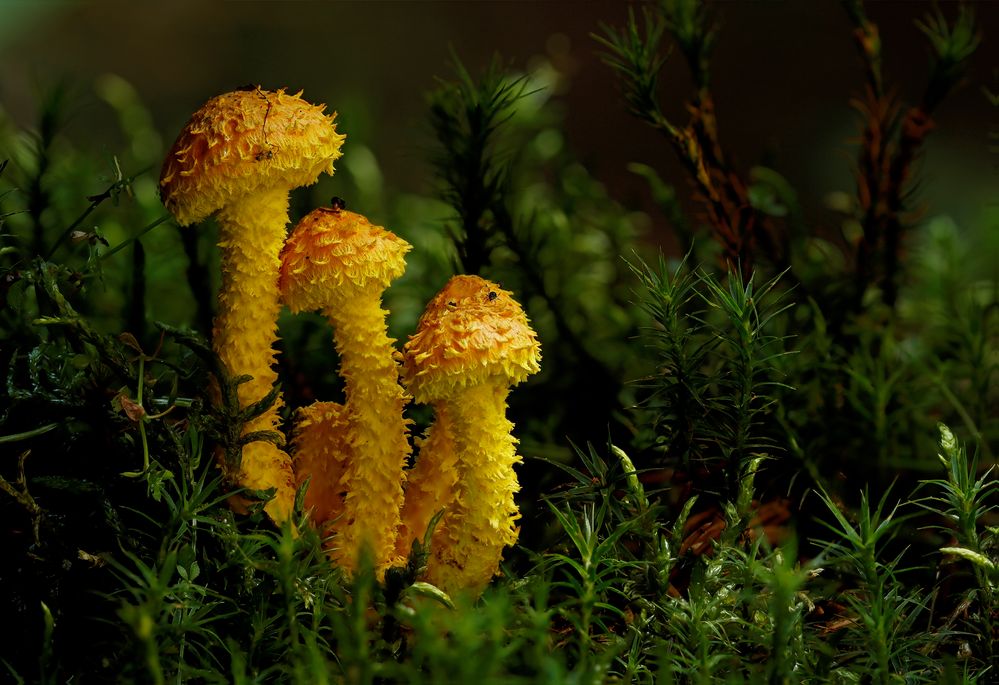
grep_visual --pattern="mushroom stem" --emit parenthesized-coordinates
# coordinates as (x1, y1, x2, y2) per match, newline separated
(322, 291, 409, 570)
(425, 384, 520, 595)
(213, 187, 295, 520)
(214, 188, 286, 410)
(396, 406, 458, 557)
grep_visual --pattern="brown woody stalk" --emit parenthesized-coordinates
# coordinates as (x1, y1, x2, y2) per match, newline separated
(847, 2, 964, 309)
(644, 95, 762, 278)
(641, 36, 783, 278)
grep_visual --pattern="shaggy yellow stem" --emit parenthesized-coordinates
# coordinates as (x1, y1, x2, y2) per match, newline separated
(425, 384, 520, 595)
(324, 292, 409, 572)
(396, 406, 458, 558)
(213, 188, 295, 521)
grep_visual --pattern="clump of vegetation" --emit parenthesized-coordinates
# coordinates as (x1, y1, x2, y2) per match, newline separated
(1, 1, 995, 682)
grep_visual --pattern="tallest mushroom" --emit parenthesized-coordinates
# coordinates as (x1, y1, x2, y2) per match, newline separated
(160, 87, 345, 523)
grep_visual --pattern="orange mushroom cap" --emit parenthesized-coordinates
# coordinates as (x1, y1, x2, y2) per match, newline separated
(160, 87, 345, 226)
(402, 275, 541, 403)
(279, 205, 411, 312)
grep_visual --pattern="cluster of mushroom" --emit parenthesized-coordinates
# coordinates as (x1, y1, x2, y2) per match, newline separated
(159, 87, 540, 596)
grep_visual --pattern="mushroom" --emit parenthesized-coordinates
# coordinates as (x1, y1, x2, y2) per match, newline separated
(279, 202, 412, 573)
(400, 275, 541, 595)
(160, 87, 345, 523)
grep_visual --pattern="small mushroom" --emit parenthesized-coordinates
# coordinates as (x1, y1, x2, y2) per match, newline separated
(393, 405, 457, 559)
(400, 275, 541, 595)
(279, 204, 412, 573)
(289, 400, 350, 529)
(160, 87, 345, 524)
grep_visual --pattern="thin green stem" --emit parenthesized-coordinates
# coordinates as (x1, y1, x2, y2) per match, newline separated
(0, 422, 58, 444)
(934, 376, 993, 462)
(45, 163, 153, 260)
(100, 214, 171, 261)
(122, 356, 150, 478)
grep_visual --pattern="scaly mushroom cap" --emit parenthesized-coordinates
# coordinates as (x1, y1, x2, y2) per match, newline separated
(279, 206, 411, 312)
(403, 275, 541, 403)
(160, 87, 345, 226)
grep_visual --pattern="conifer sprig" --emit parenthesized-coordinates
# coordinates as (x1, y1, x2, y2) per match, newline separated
(596, 1, 781, 276)
(427, 55, 528, 276)
(845, 0, 980, 308)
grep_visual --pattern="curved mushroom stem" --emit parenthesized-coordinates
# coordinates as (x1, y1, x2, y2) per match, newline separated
(212, 187, 296, 522)
(424, 383, 520, 596)
(322, 290, 409, 572)
(396, 405, 458, 558)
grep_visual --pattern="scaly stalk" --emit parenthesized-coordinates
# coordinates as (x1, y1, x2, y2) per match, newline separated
(326, 292, 410, 571)
(427, 384, 520, 595)
(213, 188, 296, 518)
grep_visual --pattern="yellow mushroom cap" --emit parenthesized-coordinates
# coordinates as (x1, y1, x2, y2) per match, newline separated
(402, 275, 541, 403)
(279, 206, 412, 312)
(160, 87, 346, 226)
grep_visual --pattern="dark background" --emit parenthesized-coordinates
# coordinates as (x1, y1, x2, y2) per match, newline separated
(1, 0, 996, 247)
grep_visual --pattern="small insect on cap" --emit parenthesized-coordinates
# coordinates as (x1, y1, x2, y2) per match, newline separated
(403, 275, 541, 403)
(278, 202, 412, 313)
(159, 87, 345, 226)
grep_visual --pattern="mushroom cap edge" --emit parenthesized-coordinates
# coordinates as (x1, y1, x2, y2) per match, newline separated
(279, 207, 412, 312)
(160, 87, 345, 226)
(402, 275, 541, 402)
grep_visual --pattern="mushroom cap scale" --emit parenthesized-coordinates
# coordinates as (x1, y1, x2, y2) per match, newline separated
(402, 275, 541, 403)
(279, 207, 411, 312)
(160, 87, 345, 226)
